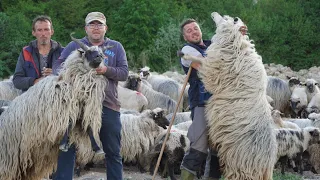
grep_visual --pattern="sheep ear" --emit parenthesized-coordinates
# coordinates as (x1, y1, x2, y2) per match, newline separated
(309, 129, 320, 137)
(211, 12, 226, 26)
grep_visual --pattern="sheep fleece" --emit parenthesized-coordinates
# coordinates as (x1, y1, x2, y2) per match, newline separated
(199, 12, 277, 180)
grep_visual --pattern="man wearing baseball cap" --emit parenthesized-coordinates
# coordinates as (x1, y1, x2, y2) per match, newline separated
(52, 12, 128, 180)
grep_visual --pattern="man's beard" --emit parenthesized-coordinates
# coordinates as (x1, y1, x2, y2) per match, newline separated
(40, 40, 49, 45)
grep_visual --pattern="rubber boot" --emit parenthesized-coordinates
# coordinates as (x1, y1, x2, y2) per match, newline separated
(180, 169, 194, 180)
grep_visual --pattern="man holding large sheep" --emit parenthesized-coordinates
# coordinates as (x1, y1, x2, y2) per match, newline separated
(179, 19, 221, 180)
(13, 15, 63, 92)
(52, 12, 128, 180)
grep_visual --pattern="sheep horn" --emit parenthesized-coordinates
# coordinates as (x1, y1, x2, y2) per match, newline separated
(70, 32, 89, 52)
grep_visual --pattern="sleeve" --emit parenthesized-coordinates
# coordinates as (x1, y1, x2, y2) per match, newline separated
(12, 52, 35, 91)
(104, 43, 129, 81)
(52, 42, 77, 75)
(180, 46, 202, 67)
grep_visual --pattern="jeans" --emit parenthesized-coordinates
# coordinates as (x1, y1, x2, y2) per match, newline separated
(52, 106, 123, 180)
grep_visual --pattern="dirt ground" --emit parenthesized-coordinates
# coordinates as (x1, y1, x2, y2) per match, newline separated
(69, 166, 320, 180)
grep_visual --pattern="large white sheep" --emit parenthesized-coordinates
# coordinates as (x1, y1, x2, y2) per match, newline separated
(0, 77, 22, 100)
(275, 127, 320, 174)
(180, 12, 277, 179)
(0, 36, 107, 180)
(118, 85, 148, 112)
(266, 76, 292, 116)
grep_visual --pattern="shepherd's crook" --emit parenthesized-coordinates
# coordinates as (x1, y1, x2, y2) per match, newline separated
(151, 60, 192, 180)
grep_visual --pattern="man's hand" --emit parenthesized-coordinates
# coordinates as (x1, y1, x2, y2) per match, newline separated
(191, 62, 201, 70)
(34, 77, 44, 85)
(96, 65, 107, 75)
(42, 68, 52, 77)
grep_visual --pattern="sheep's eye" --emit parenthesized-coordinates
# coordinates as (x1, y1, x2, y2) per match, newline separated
(234, 17, 238, 24)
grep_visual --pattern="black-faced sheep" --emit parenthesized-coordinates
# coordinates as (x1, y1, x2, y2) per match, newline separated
(289, 85, 308, 118)
(149, 128, 189, 180)
(0, 35, 107, 180)
(180, 12, 277, 180)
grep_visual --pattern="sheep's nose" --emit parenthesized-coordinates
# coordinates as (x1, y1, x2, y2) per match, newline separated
(89, 59, 102, 68)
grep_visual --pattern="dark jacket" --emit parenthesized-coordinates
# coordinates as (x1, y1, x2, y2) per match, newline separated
(13, 40, 64, 91)
(52, 37, 128, 112)
(180, 40, 212, 109)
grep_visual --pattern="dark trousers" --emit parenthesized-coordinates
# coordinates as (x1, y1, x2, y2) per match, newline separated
(52, 106, 123, 180)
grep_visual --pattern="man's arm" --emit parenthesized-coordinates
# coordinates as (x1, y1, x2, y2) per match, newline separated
(181, 46, 203, 70)
(103, 43, 129, 81)
(12, 52, 36, 91)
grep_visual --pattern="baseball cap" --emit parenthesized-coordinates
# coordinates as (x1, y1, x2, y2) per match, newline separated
(85, 12, 106, 25)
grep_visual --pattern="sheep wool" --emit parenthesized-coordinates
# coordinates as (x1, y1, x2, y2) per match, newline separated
(182, 12, 277, 180)
(0, 47, 107, 180)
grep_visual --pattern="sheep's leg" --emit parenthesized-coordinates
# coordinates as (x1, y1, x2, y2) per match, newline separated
(279, 156, 287, 175)
(296, 152, 303, 174)
(167, 161, 177, 180)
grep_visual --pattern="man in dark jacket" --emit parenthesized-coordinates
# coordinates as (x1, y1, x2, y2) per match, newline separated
(13, 15, 63, 92)
(179, 18, 221, 180)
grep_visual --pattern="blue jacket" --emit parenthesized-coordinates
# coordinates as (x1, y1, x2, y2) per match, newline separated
(13, 40, 64, 91)
(53, 37, 128, 112)
(180, 40, 212, 109)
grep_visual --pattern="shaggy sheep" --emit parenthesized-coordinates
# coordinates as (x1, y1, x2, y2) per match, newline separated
(266, 76, 292, 116)
(120, 108, 169, 170)
(0, 78, 22, 100)
(276, 127, 320, 174)
(149, 128, 189, 180)
(180, 12, 277, 179)
(139, 67, 183, 112)
(140, 83, 177, 114)
(118, 85, 148, 112)
(124, 73, 178, 113)
(0, 35, 107, 180)
(166, 111, 192, 125)
(0, 99, 11, 107)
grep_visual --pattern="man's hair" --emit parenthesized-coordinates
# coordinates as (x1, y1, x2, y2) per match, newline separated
(32, 15, 53, 31)
(180, 18, 198, 34)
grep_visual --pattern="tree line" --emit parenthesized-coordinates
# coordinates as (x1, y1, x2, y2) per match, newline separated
(0, 0, 319, 78)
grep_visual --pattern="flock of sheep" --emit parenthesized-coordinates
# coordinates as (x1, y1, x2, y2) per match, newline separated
(1, 12, 320, 180)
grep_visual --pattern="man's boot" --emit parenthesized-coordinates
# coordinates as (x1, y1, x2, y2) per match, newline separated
(180, 169, 194, 180)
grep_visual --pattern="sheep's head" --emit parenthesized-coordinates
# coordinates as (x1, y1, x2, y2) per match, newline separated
(151, 108, 169, 129)
(305, 79, 319, 93)
(305, 127, 320, 145)
(138, 66, 150, 79)
(288, 77, 300, 90)
(211, 12, 249, 47)
(125, 73, 141, 91)
(70, 33, 104, 69)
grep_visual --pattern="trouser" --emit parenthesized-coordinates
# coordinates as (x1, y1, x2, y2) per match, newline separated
(181, 106, 221, 179)
(59, 123, 101, 152)
(52, 106, 123, 180)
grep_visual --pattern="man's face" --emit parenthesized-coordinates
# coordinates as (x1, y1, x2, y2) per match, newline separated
(85, 21, 107, 43)
(32, 20, 53, 45)
(183, 22, 202, 44)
